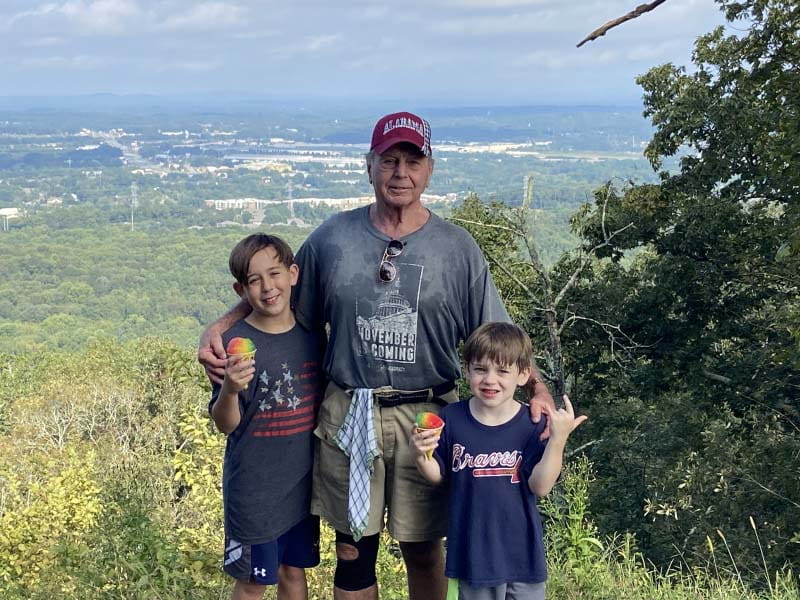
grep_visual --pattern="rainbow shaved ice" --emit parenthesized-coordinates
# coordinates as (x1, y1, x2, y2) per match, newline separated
(415, 412, 445, 460)
(415, 412, 444, 429)
(227, 337, 256, 356)
(226, 337, 256, 389)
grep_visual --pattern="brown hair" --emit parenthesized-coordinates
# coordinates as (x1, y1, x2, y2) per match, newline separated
(463, 322, 534, 373)
(228, 233, 294, 284)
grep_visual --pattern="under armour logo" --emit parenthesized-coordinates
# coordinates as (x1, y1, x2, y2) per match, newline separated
(253, 567, 267, 578)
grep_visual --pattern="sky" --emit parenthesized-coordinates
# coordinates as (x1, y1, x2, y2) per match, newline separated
(0, 0, 733, 106)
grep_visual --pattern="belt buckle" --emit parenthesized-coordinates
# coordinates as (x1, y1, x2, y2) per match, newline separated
(372, 386, 400, 402)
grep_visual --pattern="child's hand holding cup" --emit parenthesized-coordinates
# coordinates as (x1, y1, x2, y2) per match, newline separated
(226, 337, 257, 390)
(414, 412, 445, 460)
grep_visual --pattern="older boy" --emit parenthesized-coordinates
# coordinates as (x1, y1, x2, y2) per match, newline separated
(412, 322, 587, 599)
(210, 233, 325, 600)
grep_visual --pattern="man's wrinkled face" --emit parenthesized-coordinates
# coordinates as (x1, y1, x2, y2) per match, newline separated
(368, 142, 434, 210)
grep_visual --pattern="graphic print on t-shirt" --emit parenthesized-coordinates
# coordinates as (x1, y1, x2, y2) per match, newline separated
(451, 443, 523, 484)
(355, 262, 423, 365)
(252, 359, 319, 437)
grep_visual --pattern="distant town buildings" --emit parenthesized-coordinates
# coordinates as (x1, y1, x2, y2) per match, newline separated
(0, 207, 21, 231)
(204, 193, 456, 214)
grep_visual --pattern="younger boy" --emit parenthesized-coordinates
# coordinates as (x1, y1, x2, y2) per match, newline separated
(210, 233, 325, 600)
(412, 322, 587, 600)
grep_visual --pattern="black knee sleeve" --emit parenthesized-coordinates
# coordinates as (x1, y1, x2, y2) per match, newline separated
(333, 531, 379, 591)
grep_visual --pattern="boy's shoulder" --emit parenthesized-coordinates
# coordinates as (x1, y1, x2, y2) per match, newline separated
(221, 318, 253, 342)
(440, 399, 470, 421)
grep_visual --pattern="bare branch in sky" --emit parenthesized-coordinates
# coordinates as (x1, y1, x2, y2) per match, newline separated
(577, 0, 669, 48)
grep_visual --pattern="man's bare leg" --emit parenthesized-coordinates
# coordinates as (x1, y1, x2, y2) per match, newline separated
(277, 565, 308, 600)
(400, 539, 446, 600)
(333, 541, 378, 600)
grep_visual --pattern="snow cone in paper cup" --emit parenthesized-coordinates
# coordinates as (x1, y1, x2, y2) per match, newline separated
(227, 336, 256, 358)
(415, 411, 444, 460)
(226, 337, 256, 388)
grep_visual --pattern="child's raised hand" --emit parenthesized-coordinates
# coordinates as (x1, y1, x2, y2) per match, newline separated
(411, 426, 441, 461)
(541, 394, 587, 444)
(222, 354, 256, 393)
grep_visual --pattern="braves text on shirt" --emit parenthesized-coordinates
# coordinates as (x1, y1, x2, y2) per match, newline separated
(451, 443, 523, 483)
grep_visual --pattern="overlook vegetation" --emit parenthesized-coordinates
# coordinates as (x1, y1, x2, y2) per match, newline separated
(0, 343, 796, 598)
(454, 0, 799, 590)
(1, 0, 798, 598)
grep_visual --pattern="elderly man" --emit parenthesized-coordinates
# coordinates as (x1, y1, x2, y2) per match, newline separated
(199, 111, 554, 600)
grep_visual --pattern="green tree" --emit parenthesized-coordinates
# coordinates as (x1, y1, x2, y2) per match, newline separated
(452, 0, 799, 582)
(570, 0, 799, 579)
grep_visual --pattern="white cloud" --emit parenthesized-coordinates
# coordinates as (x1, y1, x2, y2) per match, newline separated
(20, 53, 113, 69)
(438, 0, 550, 7)
(153, 58, 224, 72)
(305, 34, 340, 52)
(158, 2, 246, 31)
(269, 33, 344, 61)
(431, 10, 561, 35)
(343, 49, 451, 73)
(353, 6, 388, 20)
(60, 0, 141, 27)
(8, 3, 62, 26)
(513, 48, 620, 70)
(7, 0, 142, 34)
(23, 36, 65, 47)
(231, 30, 278, 41)
(626, 40, 686, 62)
(0, 0, 732, 102)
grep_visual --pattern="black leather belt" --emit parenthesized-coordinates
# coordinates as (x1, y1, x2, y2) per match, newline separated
(373, 382, 456, 408)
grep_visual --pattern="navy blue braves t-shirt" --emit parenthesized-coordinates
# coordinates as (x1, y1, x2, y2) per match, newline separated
(434, 400, 548, 587)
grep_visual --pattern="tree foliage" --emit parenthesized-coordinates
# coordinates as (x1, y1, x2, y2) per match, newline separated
(454, 0, 799, 583)
(573, 0, 799, 579)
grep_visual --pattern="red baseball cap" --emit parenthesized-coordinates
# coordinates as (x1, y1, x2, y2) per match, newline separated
(370, 111, 432, 157)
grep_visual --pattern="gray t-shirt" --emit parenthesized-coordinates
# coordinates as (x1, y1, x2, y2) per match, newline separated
(210, 320, 325, 543)
(293, 205, 509, 390)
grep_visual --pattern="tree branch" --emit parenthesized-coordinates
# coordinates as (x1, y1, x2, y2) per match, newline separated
(552, 186, 634, 308)
(450, 216, 520, 236)
(566, 438, 604, 458)
(734, 475, 800, 510)
(577, 0, 670, 48)
(701, 369, 733, 385)
(483, 247, 535, 299)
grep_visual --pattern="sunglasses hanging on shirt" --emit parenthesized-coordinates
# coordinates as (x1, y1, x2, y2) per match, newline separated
(378, 240, 405, 283)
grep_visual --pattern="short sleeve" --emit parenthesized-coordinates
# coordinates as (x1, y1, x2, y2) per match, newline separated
(465, 261, 511, 335)
(292, 241, 323, 332)
(519, 420, 548, 481)
(208, 382, 221, 415)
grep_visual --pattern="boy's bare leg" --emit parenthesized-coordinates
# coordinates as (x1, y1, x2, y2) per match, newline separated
(232, 580, 266, 600)
(277, 565, 308, 600)
(400, 539, 446, 600)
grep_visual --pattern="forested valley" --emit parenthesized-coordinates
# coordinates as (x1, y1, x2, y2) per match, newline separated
(1, 1, 798, 598)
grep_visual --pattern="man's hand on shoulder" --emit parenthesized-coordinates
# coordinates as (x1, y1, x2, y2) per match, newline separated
(198, 322, 228, 385)
(527, 376, 556, 441)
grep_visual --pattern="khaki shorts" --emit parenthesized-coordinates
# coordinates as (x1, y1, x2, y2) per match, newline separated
(311, 381, 458, 542)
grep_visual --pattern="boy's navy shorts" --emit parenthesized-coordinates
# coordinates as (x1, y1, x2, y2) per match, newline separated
(223, 515, 320, 585)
